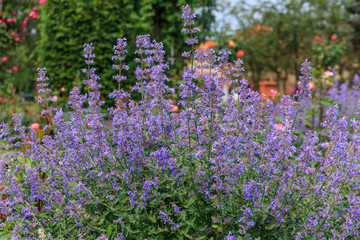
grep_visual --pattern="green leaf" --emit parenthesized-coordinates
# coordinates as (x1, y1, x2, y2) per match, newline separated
(36, 129, 46, 142)
(107, 224, 112, 237)
(148, 214, 157, 223)
(265, 224, 275, 230)
(185, 196, 196, 208)
(21, 144, 31, 153)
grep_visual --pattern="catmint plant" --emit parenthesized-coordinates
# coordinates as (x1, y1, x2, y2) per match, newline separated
(0, 4, 359, 240)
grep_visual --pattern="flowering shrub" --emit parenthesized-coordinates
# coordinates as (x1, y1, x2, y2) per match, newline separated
(1, 5, 360, 240)
(0, 0, 42, 96)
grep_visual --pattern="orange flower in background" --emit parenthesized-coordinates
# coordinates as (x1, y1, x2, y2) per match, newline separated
(53, 96, 58, 101)
(236, 50, 244, 58)
(228, 40, 236, 48)
(198, 42, 207, 50)
(198, 39, 215, 50)
(314, 36, 321, 41)
(275, 123, 284, 130)
(331, 34, 337, 40)
(207, 41, 215, 48)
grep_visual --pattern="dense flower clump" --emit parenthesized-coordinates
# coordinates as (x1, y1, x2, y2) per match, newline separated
(1, 5, 360, 240)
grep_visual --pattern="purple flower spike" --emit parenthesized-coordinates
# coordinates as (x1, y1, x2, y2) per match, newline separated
(83, 42, 95, 65)
(294, 58, 312, 101)
(112, 38, 129, 86)
(182, 4, 200, 47)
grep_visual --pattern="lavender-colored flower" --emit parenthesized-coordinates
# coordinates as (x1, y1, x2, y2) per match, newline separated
(112, 37, 129, 86)
(182, 5, 200, 47)
(294, 58, 312, 101)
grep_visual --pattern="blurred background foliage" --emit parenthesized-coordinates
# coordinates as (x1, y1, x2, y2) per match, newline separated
(0, 0, 360, 118)
(214, 0, 358, 92)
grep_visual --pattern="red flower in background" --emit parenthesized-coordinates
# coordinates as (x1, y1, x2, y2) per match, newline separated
(314, 36, 321, 41)
(207, 41, 215, 48)
(236, 50, 244, 58)
(331, 34, 337, 40)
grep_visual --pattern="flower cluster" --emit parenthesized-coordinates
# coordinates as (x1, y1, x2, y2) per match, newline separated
(0, 4, 359, 240)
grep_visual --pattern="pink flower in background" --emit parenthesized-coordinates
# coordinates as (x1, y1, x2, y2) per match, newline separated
(2, 57, 7, 63)
(53, 96, 58, 101)
(275, 124, 284, 130)
(308, 81, 315, 90)
(269, 89, 278, 97)
(39, 0, 47, 5)
(168, 99, 178, 112)
(0, 97, 3, 103)
(30, 123, 40, 130)
(60, 87, 65, 92)
(6, 18, 12, 24)
(13, 66, 18, 72)
(323, 70, 333, 78)
(8, 69, 12, 74)
(11, 31, 15, 36)
(170, 104, 178, 112)
(12, 18, 17, 23)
